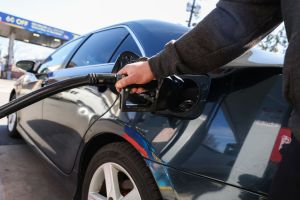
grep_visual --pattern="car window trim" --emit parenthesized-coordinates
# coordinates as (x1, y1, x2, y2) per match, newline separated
(46, 25, 146, 74)
(123, 25, 146, 57)
(65, 27, 128, 68)
(36, 35, 87, 74)
(65, 26, 146, 69)
(108, 33, 130, 63)
(92, 25, 146, 57)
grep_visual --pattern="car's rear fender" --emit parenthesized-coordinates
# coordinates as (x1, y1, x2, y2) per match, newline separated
(79, 119, 160, 164)
(73, 119, 176, 199)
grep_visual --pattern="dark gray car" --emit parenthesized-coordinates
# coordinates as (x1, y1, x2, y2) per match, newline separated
(8, 20, 290, 200)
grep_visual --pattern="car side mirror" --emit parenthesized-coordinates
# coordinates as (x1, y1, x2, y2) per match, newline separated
(16, 60, 36, 73)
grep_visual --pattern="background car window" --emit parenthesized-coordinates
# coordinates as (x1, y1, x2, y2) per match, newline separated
(67, 28, 128, 68)
(37, 38, 82, 74)
(110, 34, 142, 62)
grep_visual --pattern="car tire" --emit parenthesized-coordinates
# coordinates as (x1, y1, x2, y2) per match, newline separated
(7, 94, 20, 138)
(81, 142, 162, 200)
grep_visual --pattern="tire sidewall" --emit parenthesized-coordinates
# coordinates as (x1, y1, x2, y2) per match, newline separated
(81, 143, 158, 200)
(7, 94, 19, 138)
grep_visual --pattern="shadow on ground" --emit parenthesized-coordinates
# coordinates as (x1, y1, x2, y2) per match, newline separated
(0, 125, 25, 146)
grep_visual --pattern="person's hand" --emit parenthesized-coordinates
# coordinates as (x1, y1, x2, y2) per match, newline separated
(115, 61, 155, 93)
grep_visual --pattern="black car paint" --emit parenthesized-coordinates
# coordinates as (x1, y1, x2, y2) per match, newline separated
(138, 67, 288, 199)
(12, 20, 289, 200)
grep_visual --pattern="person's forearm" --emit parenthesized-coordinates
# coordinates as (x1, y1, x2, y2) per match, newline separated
(149, 0, 282, 79)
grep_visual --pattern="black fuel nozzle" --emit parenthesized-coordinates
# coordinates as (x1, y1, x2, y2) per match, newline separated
(119, 80, 161, 112)
(112, 51, 162, 112)
(89, 73, 124, 84)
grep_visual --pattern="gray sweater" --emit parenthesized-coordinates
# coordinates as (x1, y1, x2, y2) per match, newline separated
(148, 0, 300, 140)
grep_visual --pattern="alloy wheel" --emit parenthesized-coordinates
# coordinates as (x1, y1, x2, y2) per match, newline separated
(7, 112, 17, 132)
(88, 162, 142, 200)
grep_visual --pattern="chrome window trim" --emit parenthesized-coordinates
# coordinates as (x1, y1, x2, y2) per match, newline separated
(92, 25, 146, 57)
(124, 25, 146, 57)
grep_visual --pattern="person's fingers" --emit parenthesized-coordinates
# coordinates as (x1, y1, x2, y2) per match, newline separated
(115, 61, 154, 92)
(115, 83, 122, 92)
(130, 88, 138, 93)
(116, 87, 122, 93)
(136, 87, 146, 93)
(117, 66, 128, 75)
(115, 67, 128, 92)
(115, 75, 135, 91)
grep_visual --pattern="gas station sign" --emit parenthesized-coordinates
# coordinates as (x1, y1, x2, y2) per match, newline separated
(0, 11, 80, 79)
(0, 12, 79, 41)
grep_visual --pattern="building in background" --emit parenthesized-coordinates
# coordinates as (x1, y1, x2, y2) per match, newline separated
(0, 11, 79, 79)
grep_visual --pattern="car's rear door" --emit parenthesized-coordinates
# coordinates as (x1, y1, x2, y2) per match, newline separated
(39, 27, 142, 173)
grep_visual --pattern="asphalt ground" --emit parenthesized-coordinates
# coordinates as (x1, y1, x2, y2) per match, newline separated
(0, 79, 69, 200)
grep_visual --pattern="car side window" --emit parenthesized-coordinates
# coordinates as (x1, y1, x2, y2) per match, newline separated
(37, 38, 82, 74)
(67, 28, 128, 68)
(110, 34, 142, 62)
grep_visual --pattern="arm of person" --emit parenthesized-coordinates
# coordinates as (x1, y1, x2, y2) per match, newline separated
(116, 0, 282, 91)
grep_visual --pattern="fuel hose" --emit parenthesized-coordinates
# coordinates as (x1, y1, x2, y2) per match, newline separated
(0, 73, 122, 119)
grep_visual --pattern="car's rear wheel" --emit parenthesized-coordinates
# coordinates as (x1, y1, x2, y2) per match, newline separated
(81, 142, 162, 200)
(7, 94, 20, 138)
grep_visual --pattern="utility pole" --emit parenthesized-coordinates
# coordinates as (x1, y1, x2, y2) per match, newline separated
(186, 0, 201, 27)
(187, 0, 196, 27)
(5, 28, 15, 80)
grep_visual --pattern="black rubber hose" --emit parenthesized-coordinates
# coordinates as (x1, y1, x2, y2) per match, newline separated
(0, 73, 121, 119)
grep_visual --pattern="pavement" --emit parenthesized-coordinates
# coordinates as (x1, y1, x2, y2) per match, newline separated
(0, 79, 69, 200)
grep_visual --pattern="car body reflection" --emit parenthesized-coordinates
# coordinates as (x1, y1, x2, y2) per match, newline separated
(120, 67, 289, 199)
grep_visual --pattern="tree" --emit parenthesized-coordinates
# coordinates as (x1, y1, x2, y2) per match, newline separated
(258, 25, 288, 54)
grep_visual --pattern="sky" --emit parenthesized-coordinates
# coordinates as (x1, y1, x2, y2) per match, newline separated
(0, 0, 217, 61)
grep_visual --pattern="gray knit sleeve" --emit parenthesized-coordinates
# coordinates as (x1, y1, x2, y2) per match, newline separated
(148, 0, 282, 80)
